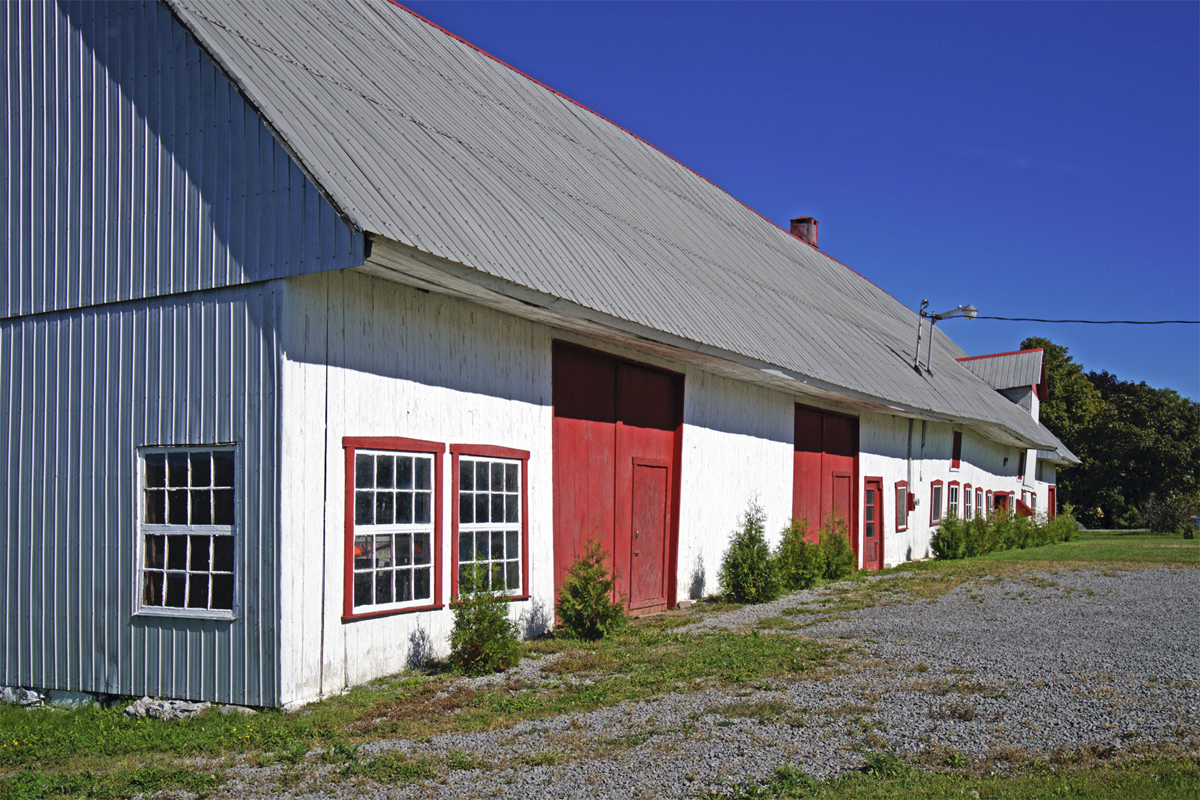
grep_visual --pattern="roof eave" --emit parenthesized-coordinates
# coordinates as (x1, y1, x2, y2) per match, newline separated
(363, 235, 1062, 451)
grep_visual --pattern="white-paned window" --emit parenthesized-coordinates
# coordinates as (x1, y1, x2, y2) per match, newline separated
(895, 482, 909, 532)
(948, 483, 960, 519)
(139, 447, 236, 617)
(452, 445, 529, 598)
(964, 484, 974, 519)
(351, 449, 436, 612)
(930, 481, 944, 525)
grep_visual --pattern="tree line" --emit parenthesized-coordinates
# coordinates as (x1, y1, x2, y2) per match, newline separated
(1023, 336, 1200, 532)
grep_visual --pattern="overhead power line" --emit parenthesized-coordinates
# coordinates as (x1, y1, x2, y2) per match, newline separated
(973, 316, 1199, 325)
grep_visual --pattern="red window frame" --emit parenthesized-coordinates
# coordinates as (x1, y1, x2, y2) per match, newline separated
(963, 483, 973, 518)
(895, 480, 909, 532)
(450, 444, 531, 602)
(342, 436, 445, 622)
(929, 479, 944, 525)
(951, 431, 963, 471)
(947, 480, 961, 519)
(1017, 450, 1027, 481)
(986, 490, 993, 514)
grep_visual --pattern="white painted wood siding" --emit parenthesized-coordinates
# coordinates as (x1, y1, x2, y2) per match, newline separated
(677, 372, 794, 601)
(274, 268, 1037, 705)
(277, 271, 554, 706)
(860, 414, 1026, 567)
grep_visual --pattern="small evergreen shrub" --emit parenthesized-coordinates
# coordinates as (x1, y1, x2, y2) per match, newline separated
(555, 538, 626, 640)
(994, 513, 1023, 550)
(775, 518, 826, 591)
(963, 513, 991, 555)
(1043, 509, 1079, 543)
(1008, 513, 1037, 549)
(819, 517, 856, 580)
(448, 565, 522, 675)
(930, 513, 967, 560)
(719, 502, 781, 603)
(931, 507, 1081, 560)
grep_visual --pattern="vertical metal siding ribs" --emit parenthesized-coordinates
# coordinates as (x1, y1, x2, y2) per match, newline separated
(1, 0, 364, 321)
(2, 1, 363, 705)
(0, 286, 281, 705)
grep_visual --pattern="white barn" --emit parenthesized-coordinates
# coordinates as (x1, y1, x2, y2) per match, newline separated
(2, 0, 1075, 708)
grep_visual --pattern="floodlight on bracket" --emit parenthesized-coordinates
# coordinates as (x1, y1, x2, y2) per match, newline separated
(913, 300, 978, 372)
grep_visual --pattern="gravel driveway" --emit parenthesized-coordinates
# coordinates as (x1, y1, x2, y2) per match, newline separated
(218, 565, 1199, 799)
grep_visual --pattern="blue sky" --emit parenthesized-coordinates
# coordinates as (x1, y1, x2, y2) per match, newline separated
(404, 1, 1200, 400)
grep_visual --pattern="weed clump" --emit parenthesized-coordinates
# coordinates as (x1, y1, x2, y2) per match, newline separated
(719, 502, 781, 604)
(448, 565, 522, 675)
(556, 538, 626, 640)
(862, 749, 913, 779)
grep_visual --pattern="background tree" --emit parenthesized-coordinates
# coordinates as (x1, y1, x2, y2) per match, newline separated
(1020, 337, 1200, 529)
(1021, 336, 1102, 445)
(1072, 371, 1200, 528)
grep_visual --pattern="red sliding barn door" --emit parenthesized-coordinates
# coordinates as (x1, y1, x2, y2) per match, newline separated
(793, 405, 860, 561)
(552, 343, 682, 614)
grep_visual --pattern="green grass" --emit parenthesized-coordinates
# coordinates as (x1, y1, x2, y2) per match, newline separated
(719, 754, 1200, 799)
(982, 528, 1200, 565)
(0, 764, 225, 800)
(1, 531, 1194, 798)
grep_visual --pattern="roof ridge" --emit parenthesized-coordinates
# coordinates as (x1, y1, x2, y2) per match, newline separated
(957, 348, 1044, 362)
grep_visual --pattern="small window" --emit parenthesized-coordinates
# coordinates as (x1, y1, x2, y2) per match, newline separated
(930, 480, 944, 525)
(139, 447, 237, 617)
(947, 482, 960, 519)
(963, 484, 973, 519)
(976, 487, 984, 516)
(895, 481, 909, 532)
(1017, 451, 1027, 480)
(343, 437, 444, 620)
(951, 431, 963, 471)
(452, 445, 530, 598)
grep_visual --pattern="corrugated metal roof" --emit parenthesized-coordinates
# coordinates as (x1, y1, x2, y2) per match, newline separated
(958, 349, 1044, 391)
(163, 0, 1062, 450)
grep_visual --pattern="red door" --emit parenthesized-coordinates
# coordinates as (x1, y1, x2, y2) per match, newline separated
(630, 461, 668, 609)
(552, 346, 617, 598)
(552, 343, 682, 615)
(862, 478, 883, 570)
(1047, 485, 1057, 520)
(793, 405, 859, 559)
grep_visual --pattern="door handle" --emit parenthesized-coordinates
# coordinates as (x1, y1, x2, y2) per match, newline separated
(633, 551, 640, 556)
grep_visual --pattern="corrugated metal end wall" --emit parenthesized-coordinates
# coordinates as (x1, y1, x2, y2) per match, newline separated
(1, 0, 368, 705)
(2, 0, 364, 320)
(1, 285, 280, 705)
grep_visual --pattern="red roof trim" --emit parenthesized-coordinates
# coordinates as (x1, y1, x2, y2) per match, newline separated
(386, 2, 884, 292)
(957, 348, 1044, 363)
